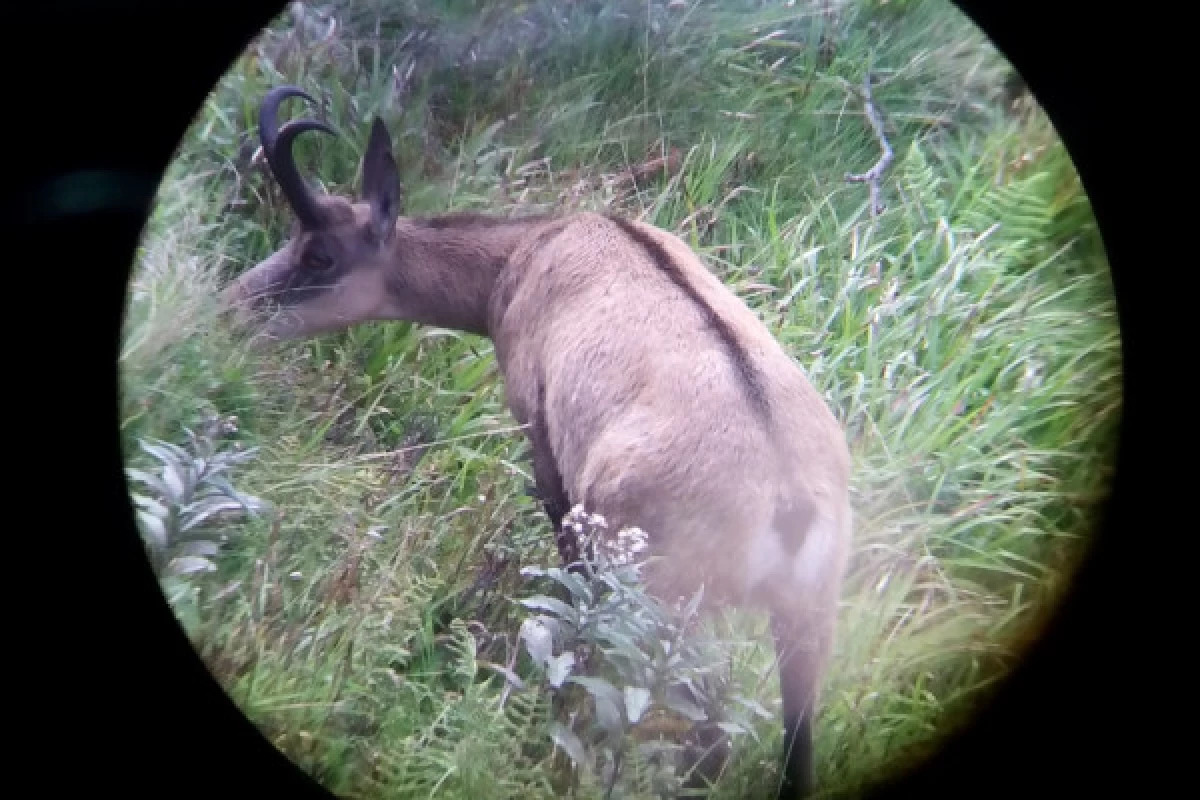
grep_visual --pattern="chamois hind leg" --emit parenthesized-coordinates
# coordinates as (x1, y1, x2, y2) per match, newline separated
(769, 608, 831, 799)
(526, 415, 580, 571)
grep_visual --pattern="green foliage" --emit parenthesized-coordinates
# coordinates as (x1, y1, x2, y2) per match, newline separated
(509, 507, 757, 795)
(125, 414, 269, 634)
(127, 414, 268, 576)
(118, 1, 1120, 798)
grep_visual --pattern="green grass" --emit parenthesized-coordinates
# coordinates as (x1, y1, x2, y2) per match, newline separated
(118, 1, 1121, 797)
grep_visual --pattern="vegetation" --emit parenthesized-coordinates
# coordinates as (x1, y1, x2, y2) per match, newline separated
(118, 1, 1121, 797)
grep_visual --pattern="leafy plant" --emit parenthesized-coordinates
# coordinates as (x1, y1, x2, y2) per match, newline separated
(126, 413, 269, 577)
(510, 506, 769, 795)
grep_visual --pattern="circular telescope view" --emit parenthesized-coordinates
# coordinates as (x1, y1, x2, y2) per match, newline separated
(119, 1, 1119, 798)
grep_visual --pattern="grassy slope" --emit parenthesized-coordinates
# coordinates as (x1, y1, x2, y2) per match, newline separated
(119, 1, 1120, 797)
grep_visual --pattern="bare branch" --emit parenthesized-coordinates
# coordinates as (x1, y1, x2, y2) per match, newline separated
(844, 64, 894, 217)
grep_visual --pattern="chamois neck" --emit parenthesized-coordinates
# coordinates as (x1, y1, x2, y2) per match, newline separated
(381, 213, 549, 337)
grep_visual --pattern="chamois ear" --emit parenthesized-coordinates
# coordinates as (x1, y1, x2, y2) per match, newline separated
(360, 116, 402, 244)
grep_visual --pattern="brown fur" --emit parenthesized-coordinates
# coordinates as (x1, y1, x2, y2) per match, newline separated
(224, 94, 852, 798)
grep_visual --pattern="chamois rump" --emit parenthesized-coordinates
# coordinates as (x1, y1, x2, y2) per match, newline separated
(222, 86, 853, 798)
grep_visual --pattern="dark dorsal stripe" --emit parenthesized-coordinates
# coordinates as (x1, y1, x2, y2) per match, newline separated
(605, 214, 770, 417)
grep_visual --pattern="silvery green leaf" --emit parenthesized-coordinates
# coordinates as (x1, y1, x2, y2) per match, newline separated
(533, 614, 562, 642)
(680, 586, 705, 622)
(243, 495, 269, 513)
(161, 463, 186, 504)
(519, 617, 554, 668)
(136, 439, 172, 464)
(139, 440, 189, 470)
(163, 574, 195, 605)
(222, 447, 259, 466)
(726, 711, 763, 742)
(169, 555, 217, 575)
(664, 686, 707, 722)
(558, 571, 595, 605)
(623, 686, 652, 724)
(136, 509, 168, 550)
(519, 595, 578, 625)
(519, 565, 546, 578)
(198, 479, 267, 513)
(480, 661, 525, 690)
(236, 445, 260, 459)
(597, 572, 631, 595)
(212, 580, 243, 602)
(189, 484, 223, 500)
(674, 674, 710, 705)
(228, 493, 268, 515)
(548, 722, 588, 768)
(164, 439, 194, 462)
(202, 475, 239, 497)
(733, 694, 774, 720)
(718, 721, 749, 738)
(132, 493, 169, 518)
(183, 492, 245, 511)
(596, 630, 650, 669)
(615, 612, 654, 638)
(567, 676, 625, 735)
(178, 540, 220, 558)
(180, 499, 250, 531)
(546, 567, 594, 605)
(199, 459, 229, 479)
(647, 636, 669, 665)
(545, 652, 576, 688)
(126, 468, 167, 496)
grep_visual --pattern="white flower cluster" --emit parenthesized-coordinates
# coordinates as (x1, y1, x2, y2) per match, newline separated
(562, 504, 650, 567)
(203, 413, 240, 436)
(563, 504, 604, 536)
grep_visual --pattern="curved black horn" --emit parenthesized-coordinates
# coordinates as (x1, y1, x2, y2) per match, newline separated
(259, 85, 337, 229)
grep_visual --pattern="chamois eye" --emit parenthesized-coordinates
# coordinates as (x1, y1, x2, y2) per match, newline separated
(302, 246, 334, 271)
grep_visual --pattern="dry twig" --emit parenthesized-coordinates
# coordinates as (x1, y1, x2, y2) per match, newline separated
(844, 63, 895, 217)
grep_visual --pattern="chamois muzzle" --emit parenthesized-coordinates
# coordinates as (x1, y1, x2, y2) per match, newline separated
(217, 245, 306, 344)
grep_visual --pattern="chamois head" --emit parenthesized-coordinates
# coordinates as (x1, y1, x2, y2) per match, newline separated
(223, 86, 403, 340)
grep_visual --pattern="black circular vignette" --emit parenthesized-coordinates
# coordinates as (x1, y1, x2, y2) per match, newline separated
(3, 1, 1150, 797)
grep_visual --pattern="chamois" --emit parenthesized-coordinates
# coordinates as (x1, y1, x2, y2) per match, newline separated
(222, 86, 853, 798)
